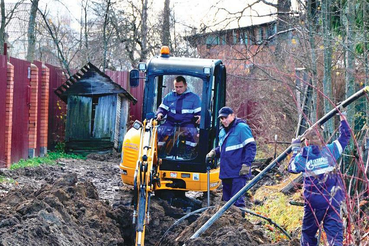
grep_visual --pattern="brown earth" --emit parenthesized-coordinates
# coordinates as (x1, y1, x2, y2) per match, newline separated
(0, 153, 299, 246)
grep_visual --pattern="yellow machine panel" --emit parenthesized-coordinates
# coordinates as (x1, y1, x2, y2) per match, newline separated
(120, 126, 221, 191)
(120, 127, 140, 185)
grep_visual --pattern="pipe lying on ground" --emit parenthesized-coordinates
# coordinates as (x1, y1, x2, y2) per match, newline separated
(190, 86, 369, 239)
(239, 207, 292, 240)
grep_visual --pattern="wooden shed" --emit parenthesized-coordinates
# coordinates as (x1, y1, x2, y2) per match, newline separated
(54, 63, 137, 154)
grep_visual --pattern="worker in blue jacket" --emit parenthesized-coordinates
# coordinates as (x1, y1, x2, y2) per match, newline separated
(288, 112, 350, 246)
(156, 76, 201, 157)
(206, 106, 256, 207)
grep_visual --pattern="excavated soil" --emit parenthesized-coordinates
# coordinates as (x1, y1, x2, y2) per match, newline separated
(0, 153, 299, 246)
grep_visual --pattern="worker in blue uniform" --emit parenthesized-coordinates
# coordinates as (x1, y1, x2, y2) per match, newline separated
(206, 106, 256, 207)
(156, 76, 201, 158)
(288, 112, 350, 246)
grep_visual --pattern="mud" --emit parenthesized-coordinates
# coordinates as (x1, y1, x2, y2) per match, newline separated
(0, 153, 298, 246)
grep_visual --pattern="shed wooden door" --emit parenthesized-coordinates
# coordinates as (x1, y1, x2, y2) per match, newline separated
(65, 96, 92, 141)
(92, 95, 117, 140)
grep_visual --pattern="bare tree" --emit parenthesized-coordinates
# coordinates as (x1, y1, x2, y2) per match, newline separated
(161, 0, 170, 46)
(140, 0, 148, 61)
(37, 6, 76, 76)
(0, 0, 5, 54)
(26, 0, 39, 62)
(306, 0, 318, 123)
(102, 0, 112, 72)
(322, 0, 334, 135)
(345, 0, 356, 127)
(81, 0, 90, 62)
(0, 0, 24, 55)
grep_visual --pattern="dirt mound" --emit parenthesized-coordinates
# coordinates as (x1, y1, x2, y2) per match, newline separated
(0, 173, 133, 245)
(0, 155, 298, 245)
(158, 205, 266, 246)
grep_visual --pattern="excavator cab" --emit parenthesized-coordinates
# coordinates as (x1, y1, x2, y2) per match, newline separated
(120, 47, 226, 193)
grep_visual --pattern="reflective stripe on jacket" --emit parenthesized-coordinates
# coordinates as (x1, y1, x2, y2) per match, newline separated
(157, 90, 201, 125)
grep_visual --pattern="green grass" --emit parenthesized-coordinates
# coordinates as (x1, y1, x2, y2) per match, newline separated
(0, 175, 16, 183)
(10, 152, 85, 170)
(246, 187, 304, 242)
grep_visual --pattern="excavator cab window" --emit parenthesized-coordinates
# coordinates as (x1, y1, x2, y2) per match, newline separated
(154, 75, 203, 161)
(157, 125, 199, 160)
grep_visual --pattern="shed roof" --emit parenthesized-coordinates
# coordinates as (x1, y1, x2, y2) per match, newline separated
(55, 63, 137, 104)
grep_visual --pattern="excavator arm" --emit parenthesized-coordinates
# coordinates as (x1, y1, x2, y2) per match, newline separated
(132, 119, 159, 246)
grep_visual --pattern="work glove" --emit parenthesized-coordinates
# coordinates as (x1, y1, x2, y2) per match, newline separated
(291, 138, 301, 153)
(239, 164, 251, 176)
(206, 149, 216, 162)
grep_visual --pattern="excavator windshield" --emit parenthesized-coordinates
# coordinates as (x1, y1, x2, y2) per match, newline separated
(153, 75, 204, 161)
(157, 125, 199, 160)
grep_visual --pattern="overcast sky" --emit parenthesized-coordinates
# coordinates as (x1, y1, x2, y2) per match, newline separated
(168, 0, 281, 31)
(35, 0, 299, 32)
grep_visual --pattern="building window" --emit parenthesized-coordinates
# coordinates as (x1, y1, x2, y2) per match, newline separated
(258, 28, 264, 43)
(232, 31, 237, 45)
(206, 35, 218, 45)
(220, 34, 226, 45)
(240, 31, 248, 45)
(267, 23, 276, 39)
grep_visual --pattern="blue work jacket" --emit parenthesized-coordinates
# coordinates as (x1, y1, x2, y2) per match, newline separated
(214, 118, 256, 179)
(288, 120, 351, 209)
(156, 90, 201, 126)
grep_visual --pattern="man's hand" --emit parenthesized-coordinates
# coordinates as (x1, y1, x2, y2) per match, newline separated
(156, 113, 163, 121)
(239, 164, 251, 176)
(194, 115, 201, 124)
(339, 111, 347, 121)
(206, 149, 216, 162)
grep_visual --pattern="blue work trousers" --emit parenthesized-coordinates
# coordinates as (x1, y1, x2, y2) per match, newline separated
(301, 205, 343, 246)
(221, 177, 247, 207)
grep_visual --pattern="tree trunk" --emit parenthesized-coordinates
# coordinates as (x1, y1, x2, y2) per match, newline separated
(0, 0, 5, 55)
(277, 0, 291, 30)
(345, 0, 356, 128)
(102, 0, 111, 72)
(26, 0, 39, 62)
(161, 0, 170, 46)
(364, 0, 369, 124)
(308, 0, 318, 123)
(322, 0, 334, 136)
(83, 0, 90, 62)
(140, 0, 148, 61)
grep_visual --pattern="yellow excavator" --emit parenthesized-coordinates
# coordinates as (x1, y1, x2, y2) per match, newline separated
(119, 47, 227, 245)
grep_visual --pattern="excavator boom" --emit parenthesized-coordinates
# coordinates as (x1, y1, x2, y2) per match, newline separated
(133, 119, 158, 246)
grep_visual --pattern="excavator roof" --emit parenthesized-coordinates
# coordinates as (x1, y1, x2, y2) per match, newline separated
(146, 55, 223, 79)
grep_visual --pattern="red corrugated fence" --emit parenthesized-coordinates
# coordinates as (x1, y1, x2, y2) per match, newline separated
(0, 57, 143, 168)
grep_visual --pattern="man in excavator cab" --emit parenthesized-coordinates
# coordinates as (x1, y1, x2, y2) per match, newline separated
(156, 75, 201, 159)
